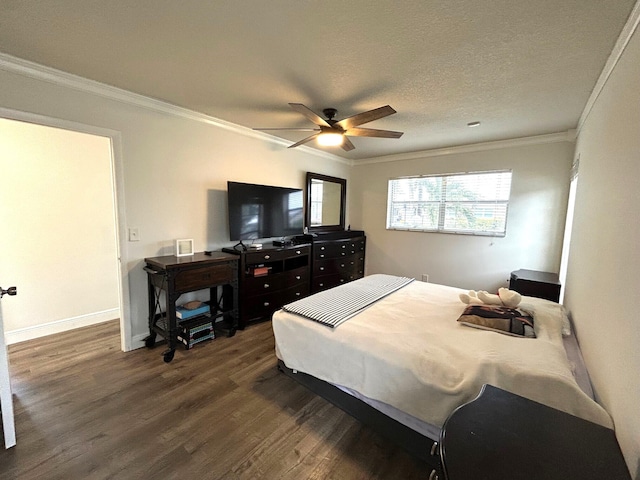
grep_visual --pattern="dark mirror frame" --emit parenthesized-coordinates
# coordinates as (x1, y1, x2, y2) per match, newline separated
(305, 172, 346, 232)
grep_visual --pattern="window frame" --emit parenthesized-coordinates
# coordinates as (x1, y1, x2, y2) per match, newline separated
(386, 169, 512, 237)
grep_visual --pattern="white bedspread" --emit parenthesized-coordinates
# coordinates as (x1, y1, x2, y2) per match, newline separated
(272, 278, 613, 429)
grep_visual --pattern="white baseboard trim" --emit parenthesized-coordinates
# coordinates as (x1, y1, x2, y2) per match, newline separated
(5, 309, 120, 345)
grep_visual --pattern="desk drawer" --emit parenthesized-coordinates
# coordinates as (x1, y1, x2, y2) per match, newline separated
(173, 264, 234, 292)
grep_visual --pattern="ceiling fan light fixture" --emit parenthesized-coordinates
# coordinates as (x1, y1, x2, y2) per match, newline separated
(317, 132, 344, 146)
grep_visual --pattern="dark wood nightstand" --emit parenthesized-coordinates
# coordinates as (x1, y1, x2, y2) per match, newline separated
(439, 384, 630, 480)
(510, 269, 561, 302)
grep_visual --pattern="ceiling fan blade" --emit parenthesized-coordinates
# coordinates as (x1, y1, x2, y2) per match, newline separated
(336, 105, 397, 130)
(288, 133, 320, 149)
(289, 103, 331, 127)
(345, 127, 404, 138)
(253, 127, 320, 132)
(341, 136, 355, 152)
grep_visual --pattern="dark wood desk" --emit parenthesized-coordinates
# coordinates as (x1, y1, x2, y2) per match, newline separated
(143, 252, 238, 362)
(440, 384, 630, 480)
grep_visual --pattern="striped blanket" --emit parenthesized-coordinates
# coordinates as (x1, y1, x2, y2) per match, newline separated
(282, 274, 414, 328)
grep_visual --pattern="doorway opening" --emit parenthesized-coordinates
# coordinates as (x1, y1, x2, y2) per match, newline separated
(0, 110, 128, 350)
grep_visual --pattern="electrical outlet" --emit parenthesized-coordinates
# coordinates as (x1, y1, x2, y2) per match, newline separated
(421, 274, 429, 282)
(128, 227, 140, 242)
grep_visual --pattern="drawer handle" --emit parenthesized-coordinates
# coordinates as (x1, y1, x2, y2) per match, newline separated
(295, 292, 301, 296)
(342, 245, 346, 248)
(428, 469, 438, 480)
(263, 301, 270, 307)
(320, 254, 325, 258)
(264, 255, 270, 260)
(295, 275, 301, 280)
(296, 250, 301, 255)
(320, 246, 325, 250)
(320, 267, 325, 271)
(319, 283, 324, 287)
(341, 252, 346, 256)
(430, 442, 439, 456)
(340, 264, 345, 268)
(264, 284, 270, 289)
(340, 279, 345, 283)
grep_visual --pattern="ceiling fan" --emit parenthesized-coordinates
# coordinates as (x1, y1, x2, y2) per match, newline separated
(254, 103, 403, 151)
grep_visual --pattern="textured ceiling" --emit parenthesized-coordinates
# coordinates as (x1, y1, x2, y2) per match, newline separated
(0, 1, 635, 160)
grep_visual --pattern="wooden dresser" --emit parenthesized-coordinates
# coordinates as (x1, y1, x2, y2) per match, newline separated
(310, 230, 366, 293)
(234, 244, 311, 329)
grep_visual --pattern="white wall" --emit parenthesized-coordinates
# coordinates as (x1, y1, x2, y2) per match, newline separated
(565, 27, 640, 478)
(0, 62, 351, 347)
(351, 140, 573, 291)
(0, 118, 120, 342)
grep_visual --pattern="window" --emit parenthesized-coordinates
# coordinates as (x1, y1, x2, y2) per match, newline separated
(386, 170, 512, 236)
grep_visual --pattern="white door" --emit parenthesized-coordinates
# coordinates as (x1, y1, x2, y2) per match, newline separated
(0, 284, 17, 448)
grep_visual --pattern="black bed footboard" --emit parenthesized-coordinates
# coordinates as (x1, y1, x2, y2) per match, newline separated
(276, 360, 441, 470)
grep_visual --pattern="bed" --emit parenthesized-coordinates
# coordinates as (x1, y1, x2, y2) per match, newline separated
(272, 274, 611, 463)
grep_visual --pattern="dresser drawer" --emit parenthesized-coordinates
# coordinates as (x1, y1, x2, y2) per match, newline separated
(281, 266, 309, 286)
(281, 283, 310, 304)
(314, 241, 356, 259)
(312, 270, 362, 292)
(173, 264, 234, 292)
(243, 274, 283, 293)
(312, 274, 341, 292)
(242, 291, 281, 320)
(316, 255, 364, 274)
(245, 246, 309, 264)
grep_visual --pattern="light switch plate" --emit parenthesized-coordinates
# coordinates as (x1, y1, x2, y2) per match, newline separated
(128, 228, 139, 242)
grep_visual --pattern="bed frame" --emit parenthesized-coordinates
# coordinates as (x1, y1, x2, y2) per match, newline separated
(276, 360, 440, 469)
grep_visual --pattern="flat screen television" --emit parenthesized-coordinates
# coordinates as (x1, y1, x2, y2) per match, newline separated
(227, 181, 304, 241)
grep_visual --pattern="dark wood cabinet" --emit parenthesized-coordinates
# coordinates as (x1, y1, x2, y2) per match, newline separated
(311, 231, 366, 293)
(439, 384, 631, 480)
(221, 230, 366, 328)
(510, 269, 561, 302)
(236, 245, 311, 329)
(143, 252, 239, 362)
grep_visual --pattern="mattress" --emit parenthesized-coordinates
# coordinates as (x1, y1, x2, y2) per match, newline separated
(273, 278, 612, 432)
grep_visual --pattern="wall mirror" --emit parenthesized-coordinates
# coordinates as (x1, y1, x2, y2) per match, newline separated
(305, 172, 346, 232)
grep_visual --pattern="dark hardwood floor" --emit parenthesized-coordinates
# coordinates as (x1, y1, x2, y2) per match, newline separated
(0, 320, 428, 479)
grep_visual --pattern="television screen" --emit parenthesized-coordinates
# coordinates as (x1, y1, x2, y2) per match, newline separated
(227, 181, 304, 241)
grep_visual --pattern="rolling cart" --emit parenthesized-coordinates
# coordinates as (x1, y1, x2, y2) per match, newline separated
(143, 252, 239, 362)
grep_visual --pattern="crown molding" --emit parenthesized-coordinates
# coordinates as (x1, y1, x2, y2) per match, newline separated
(354, 131, 575, 165)
(0, 52, 347, 165)
(0, 49, 585, 168)
(577, 0, 640, 134)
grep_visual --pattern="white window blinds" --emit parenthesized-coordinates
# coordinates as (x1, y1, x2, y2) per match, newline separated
(386, 170, 512, 236)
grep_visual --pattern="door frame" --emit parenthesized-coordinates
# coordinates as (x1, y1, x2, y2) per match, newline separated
(0, 107, 131, 351)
